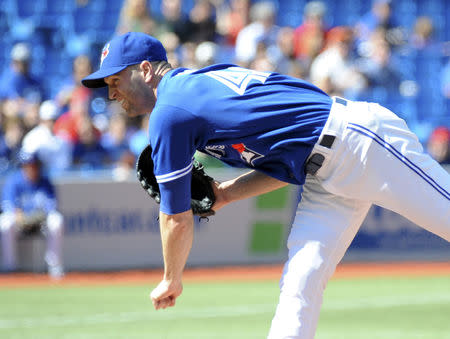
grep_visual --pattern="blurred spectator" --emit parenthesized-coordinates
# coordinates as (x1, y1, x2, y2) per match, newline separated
(21, 101, 41, 133)
(356, 26, 388, 58)
(53, 86, 98, 144)
(355, 0, 394, 43)
(159, 31, 181, 54)
(356, 35, 402, 95)
(269, 26, 297, 74)
(112, 150, 136, 181)
(427, 127, 450, 164)
(155, 0, 191, 43)
(116, 0, 156, 35)
(249, 42, 276, 72)
(1, 117, 25, 172)
(72, 116, 110, 170)
(250, 55, 276, 72)
(286, 60, 308, 80)
(0, 43, 44, 104)
(187, 0, 217, 43)
(216, 0, 250, 46)
(100, 113, 131, 164)
(21, 100, 72, 176)
(158, 31, 182, 68)
(180, 42, 199, 68)
(355, 0, 405, 48)
(293, 1, 327, 64)
(0, 151, 64, 278)
(195, 41, 218, 67)
(0, 133, 10, 175)
(56, 54, 93, 113)
(167, 50, 181, 69)
(409, 16, 435, 51)
(310, 26, 366, 97)
(1, 96, 22, 119)
(235, 1, 279, 67)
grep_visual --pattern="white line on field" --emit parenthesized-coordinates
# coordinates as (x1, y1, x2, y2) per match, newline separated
(0, 294, 449, 330)
(324, 294, 450, 311)
(0, 304, 273, 330)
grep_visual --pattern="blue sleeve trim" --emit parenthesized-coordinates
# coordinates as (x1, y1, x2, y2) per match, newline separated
(155, 160, 193, 183)
(159, 172, 192, 215)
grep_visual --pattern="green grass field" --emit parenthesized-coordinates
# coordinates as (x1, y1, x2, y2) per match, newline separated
(0, 276, 449, 339)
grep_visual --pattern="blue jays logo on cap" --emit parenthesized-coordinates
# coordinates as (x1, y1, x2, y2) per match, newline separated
(82, 32, 168, 88)
(100, 43, 110, 66)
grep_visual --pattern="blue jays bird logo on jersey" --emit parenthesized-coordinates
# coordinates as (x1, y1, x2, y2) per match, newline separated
(100, 43, 110, 66)
(232, 143, 264, 166)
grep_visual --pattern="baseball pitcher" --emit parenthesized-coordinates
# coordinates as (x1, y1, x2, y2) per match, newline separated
(82, 32, 450, 339)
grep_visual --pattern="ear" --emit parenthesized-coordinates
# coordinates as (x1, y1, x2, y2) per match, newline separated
(140, 60, 153, 84)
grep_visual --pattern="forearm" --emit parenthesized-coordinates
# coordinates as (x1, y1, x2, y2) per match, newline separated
(218, 170, 289, 206)
(159, 209, 194, 282)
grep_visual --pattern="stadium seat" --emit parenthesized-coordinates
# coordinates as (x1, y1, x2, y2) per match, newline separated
(44, 0, 75, 16)
(17, 0, 46, 19)
(39, 0, 75, 32)
(276, 0, 304, 27)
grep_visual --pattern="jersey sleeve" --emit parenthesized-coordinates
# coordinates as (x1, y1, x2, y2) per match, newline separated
(149, 105, 209, 215)
(1, 174, 18, 212)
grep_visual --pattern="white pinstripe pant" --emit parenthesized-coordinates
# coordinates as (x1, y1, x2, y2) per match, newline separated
(268, 98, 450, 339)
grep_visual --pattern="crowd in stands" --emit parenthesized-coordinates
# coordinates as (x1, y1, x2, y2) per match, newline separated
(0, 0, 449, 182)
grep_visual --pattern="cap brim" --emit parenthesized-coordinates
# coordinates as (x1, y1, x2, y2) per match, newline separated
(81, 65, 128, 88)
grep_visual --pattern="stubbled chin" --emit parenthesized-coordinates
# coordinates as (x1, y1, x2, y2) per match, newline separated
(126, 108, 148, 117)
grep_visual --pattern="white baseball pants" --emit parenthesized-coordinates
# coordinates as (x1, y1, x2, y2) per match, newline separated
(0, 211, 64, 273)
(268, 98, 450, 339)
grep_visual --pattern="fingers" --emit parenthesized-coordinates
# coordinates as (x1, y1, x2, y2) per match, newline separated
(150, 282, 177, 310)
(153, 295, 176, 310)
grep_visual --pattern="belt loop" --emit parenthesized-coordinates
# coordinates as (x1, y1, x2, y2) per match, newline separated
(319, 135, 335, 149)
(334, 97, 347, 106)
(305, 153, 325, 175)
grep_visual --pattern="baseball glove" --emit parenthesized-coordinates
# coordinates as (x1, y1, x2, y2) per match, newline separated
(136, 145, 216, 217)
(18, 211, 46, 235)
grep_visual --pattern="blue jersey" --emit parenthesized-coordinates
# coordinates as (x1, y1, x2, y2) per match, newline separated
(1, 170, 57, 214)
(0, 68, 43, 101)
(149, 64, 331, 214)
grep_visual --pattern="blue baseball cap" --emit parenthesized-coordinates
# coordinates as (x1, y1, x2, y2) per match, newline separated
(82, 32, 167, 88)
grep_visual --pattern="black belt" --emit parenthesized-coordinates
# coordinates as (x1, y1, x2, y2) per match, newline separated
(305, 135, 336, 175)
(305, 97, 346, 175)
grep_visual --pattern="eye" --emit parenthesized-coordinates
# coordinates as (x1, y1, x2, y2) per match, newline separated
(106, 76, 119, 87)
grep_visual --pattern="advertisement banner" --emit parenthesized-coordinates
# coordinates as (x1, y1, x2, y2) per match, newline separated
(57, 178, 298, 270)
(11, 165, 449, 271)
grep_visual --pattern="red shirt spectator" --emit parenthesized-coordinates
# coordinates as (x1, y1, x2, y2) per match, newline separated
(53, 87, 100, 144)
(293, 1, 327, 62)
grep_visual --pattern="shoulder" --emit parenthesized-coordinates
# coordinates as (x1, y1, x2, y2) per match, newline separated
(159, 64, 239, 91)
(158, 68, 203, 99)
(23, 125, 47, 141)
(149, 104, 203, 134)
